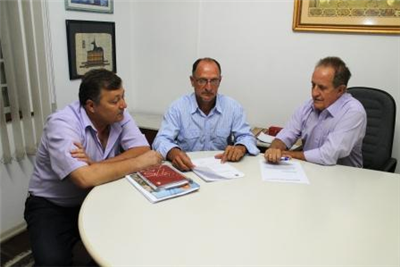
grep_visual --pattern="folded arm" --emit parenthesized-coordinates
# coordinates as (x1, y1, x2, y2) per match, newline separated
(71, 142, 151, 165)
(69, 149, 163, 189)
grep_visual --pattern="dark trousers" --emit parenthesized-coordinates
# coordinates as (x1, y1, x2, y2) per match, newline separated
(24, 195, 81, 266)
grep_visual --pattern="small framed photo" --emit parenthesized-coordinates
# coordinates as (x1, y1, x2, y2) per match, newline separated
(293, 0, 400, 35)
(65, 0, 113, 14)
(66, 20, 116, 80)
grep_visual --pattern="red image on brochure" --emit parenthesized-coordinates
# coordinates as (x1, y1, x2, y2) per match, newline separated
(138, 165, 189, 190)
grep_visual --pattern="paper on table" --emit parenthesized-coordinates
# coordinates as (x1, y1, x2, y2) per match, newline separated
(257, 132, 275, 144)
(257, 132, 301, 151)
(259, 159, 309, 184)
(192, 157, 244, 182)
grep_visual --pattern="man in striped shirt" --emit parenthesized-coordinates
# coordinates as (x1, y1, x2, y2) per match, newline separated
(153, 57, 259, 171)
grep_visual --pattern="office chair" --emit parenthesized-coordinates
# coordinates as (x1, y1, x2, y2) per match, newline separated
(347, 87, 397, 173)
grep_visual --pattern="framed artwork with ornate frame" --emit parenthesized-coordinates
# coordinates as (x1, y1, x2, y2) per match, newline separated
(65, 0, 113, 14)
(66, 20, 116, 80)
(293, 0, 400, 34)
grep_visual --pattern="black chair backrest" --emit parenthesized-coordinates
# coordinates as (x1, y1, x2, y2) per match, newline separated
(347, 87, 396, 171)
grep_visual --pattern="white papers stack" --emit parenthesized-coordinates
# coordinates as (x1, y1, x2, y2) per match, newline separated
(126, 174, 200, 203)
(257, 132, 301, 151)
(259, 159, 309, 184)
(191, 157, 244, 182)
(257, 132, 275, 144)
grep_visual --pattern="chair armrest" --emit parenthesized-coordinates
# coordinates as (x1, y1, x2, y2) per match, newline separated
(382, 158, 397, 173)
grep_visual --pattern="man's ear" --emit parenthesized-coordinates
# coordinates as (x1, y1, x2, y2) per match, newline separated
(190, 76, 195, 87)
(85, 99, 96, 113)
(337, 85, 346, 96)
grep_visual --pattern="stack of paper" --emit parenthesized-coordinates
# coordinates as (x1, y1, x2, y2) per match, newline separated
(126, 173, 200, 203)
(191, 157, 244, 182)
(259, 159, 309, 184)
(257, 132, 275, 144)
(257, 131, 302, 151)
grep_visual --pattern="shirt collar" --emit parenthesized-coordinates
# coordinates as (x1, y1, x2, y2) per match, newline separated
(79, 103, 98, 132)
(326, 92, 351, 117)
(189, 93, 222, 115)
(310, 92, 350, 118)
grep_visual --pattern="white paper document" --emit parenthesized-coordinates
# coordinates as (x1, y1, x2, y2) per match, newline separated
(191, 157, 244, 182)
(257, 132, 275, 144)
(259, 159, 309, 184)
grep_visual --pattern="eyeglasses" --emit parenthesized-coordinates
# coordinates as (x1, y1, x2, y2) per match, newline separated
(194, 78, 221, 87)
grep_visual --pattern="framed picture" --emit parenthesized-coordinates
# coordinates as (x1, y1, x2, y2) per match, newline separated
(66, 20, 116, 80)
(293, 0, 400, 34)
(65, 0, 113, 14)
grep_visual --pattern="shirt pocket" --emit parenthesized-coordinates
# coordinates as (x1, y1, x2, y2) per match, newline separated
(178, 129, 202, 151)
(211, 129, 231, 149)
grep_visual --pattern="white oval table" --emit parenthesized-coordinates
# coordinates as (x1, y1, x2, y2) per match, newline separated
(79, 151, 400, 266)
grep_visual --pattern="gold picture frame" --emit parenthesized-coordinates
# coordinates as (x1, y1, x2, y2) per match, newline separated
(293, 0, 400, 34)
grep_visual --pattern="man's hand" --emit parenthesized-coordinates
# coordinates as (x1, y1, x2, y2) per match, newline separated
(167, 148, 195, 171)
(264, 148, 283, 163)
(70, 142, 93, 165)
(69, 149, 163, 189)
(215, 145, 246, 163)
(135, 150, 163, 169)
(264, 138, 293, 163)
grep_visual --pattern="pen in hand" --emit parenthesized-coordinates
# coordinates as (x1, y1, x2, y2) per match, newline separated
(280, 156, 291, 161)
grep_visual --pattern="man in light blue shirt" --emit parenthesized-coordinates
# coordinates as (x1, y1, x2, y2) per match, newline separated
(153, 57, 259, 171)
(264, 57, 366, 167)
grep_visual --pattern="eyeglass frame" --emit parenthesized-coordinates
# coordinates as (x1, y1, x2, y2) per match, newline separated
(192, 77, 222, 87)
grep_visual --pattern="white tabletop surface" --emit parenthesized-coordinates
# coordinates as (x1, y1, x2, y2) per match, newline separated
(79, 151, 400, 267)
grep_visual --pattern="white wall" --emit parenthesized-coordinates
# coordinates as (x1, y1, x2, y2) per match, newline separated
(0, 0, 133, 240)
(130, 0, 400, 172)
(0, 156, 34, 240)
(1, 0, 399, 238)
(48, 0, 134, 109)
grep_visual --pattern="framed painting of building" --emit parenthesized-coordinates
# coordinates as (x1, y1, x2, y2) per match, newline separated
(66, 20, 116, 80)
(65, 0, 113, 14)
(293, 0, 400, 34)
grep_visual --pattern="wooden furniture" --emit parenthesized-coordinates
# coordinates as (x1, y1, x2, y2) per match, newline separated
(130, 112, 162, 146)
